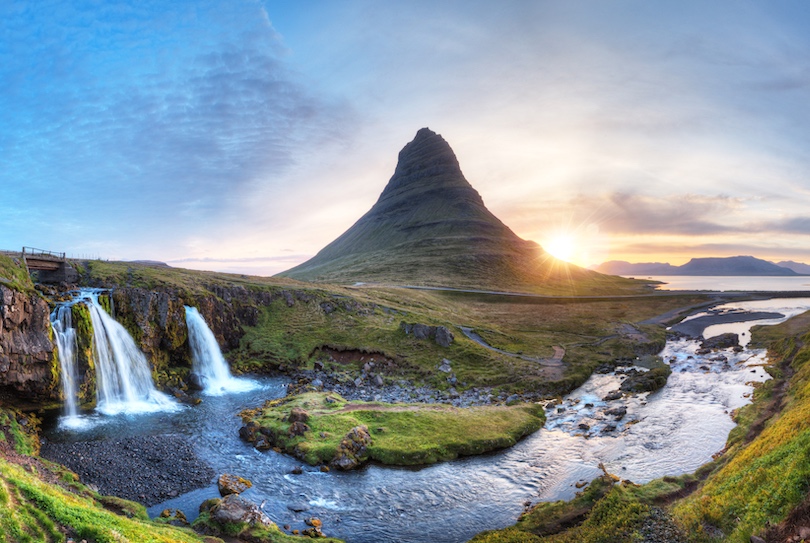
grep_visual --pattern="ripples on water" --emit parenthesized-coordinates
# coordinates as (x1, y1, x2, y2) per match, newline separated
(44, 298, 810, 543)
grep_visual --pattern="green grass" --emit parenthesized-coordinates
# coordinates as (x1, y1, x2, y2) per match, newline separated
(242, 392, 545, 467)
(671, 318, 810, 542)
(0, 254, 34, 292)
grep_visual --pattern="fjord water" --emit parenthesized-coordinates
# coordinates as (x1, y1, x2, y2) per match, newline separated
(645, 275, 810, 291)
(185, 305, 260, 395)
(46, 297, 810, 543)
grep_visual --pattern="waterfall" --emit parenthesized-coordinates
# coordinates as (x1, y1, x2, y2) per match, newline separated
(85, 291, 177, 415)
(51, 289, 178, 423)
(51, 305, 79, 419)
(185, 306, 259, 396)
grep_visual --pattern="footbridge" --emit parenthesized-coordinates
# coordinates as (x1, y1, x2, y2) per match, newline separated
(21, 247, 79, 283)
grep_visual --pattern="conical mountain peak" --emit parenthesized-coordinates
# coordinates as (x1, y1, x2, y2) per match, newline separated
(279, 128, 616, 294)
(378, 128, 480, 205)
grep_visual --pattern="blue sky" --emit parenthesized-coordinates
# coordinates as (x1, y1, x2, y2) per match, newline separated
(3, 1, 810, 274)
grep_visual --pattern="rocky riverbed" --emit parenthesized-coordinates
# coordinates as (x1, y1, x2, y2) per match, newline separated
(40, 434, 214, 506)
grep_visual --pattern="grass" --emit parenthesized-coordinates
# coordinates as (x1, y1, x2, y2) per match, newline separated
(241, 392, 545, 467)
(77, 260, 708, 397)
(0, 254, 34, 293)
(671, 312, 810, 542)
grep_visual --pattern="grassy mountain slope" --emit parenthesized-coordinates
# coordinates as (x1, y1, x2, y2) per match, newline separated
(279, 129, 644, 295)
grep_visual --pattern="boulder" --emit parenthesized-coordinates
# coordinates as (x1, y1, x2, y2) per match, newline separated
(288, 421, 310, 437)
(331, 425, 372, 470)
(434, 326, 454, 347)
(209, 494, 273, 528)
(700, 332, 739, 350)
(217, 474, 252, 497)
(287, 407, 310, 423)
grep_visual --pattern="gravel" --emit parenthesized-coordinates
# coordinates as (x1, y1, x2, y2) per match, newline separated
(40, 434, 214, 506)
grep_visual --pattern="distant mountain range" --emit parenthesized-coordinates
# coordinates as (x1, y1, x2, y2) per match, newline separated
(594, 256, 808, 276)
(278, 128, 638, 294)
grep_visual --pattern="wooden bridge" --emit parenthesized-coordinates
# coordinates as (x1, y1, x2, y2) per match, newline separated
(21, 247, 78, 283)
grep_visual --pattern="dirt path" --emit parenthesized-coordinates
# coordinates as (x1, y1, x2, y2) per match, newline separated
(460, 326, 564, 367)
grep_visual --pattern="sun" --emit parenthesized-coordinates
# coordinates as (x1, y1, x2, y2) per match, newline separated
(544, 234, 576, 263)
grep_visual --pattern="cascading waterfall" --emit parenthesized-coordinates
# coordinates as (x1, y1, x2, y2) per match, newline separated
(51, 289, 178, 421)
(185, 306, 259, 395)
(51, 305, 79, 420)
(85, 291, 178, 415)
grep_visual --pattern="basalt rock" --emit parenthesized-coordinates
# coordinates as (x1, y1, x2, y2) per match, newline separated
(0, 285, 58, 402)
(217, 473, 253, 497)
(400, 321, 455, 347)
(700, 333, 739, 351)
(331, 425, 372, 470)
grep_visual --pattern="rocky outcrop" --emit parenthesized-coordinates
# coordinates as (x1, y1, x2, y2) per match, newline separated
(331, 425, 372, 470)
(400, 322, 455, 347)
(0, 285, 58, 402)
(619, 366, 672, 394)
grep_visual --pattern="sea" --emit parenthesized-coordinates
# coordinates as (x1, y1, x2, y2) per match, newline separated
(632, 275, 810, 292)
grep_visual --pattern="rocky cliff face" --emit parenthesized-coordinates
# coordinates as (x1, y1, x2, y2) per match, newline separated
(0, 286, 58, 402)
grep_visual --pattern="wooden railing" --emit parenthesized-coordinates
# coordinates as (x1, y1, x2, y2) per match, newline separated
(22, 247, 66, 261)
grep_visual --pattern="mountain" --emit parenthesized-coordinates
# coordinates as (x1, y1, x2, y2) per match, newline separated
(776, 260, 810, 274)
(596, 255, 802, 276)
(279, 128, 636, 294)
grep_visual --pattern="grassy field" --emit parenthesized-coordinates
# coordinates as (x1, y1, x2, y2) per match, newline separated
(70, 260, 708, 397)
(241, 392, 545, 467)
(0, 254, 34, 292)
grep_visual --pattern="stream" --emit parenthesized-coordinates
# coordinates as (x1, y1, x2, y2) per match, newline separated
(42, 297, 810, 543)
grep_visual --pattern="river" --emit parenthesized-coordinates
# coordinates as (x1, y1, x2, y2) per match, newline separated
(42, 297, 810, 543)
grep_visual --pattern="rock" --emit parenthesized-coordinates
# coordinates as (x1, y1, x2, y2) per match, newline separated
(288, 421, 310, 437)
(701, 332, 739, 350)
(187, 373, 205, 391)
(578, 423, 590, 431)
(313, 360, 325, 371)
(210, 494, 273, 527)
(605, 406, 627, 420)
(750, 537, 765, 543)
(320, 302, 336, 314)
(319, 465, 330, 473)
(331, 425, 372, 470)
(311, 378, 323, 388)
(288, 407, 310, 423)
(438, 359, 452, 373)
(603, 390, 623, 401)
(373, 374, 384, 387)
(217, 474, 252, 497)
(305, 517, 323, 528)
(434, 326, 454, 347)
(620, 365, 672, 393)
(287, 502, 310, 512)
(353, 377, 364, 387)
(291, 466, 303, 475)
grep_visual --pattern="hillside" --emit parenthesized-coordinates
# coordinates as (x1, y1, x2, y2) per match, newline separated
(279, 128, 642, 295)
(595, 255, 801, 276)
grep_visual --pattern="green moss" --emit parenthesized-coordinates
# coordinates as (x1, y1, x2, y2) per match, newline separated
(0, 254, 34, 293)
(71, 302, 96, 406)
(242, 392, 545, 467)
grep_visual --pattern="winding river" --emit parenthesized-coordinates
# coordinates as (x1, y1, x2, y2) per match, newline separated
(43, 297, 810, 543)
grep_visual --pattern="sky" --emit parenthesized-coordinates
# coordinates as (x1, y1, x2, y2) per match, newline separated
(3, 0, 810, 275)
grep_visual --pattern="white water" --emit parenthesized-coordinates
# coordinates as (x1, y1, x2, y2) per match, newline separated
(184, 306, 260, 396)
(84, 292, 178, 415)
(50, 305, 79, 420)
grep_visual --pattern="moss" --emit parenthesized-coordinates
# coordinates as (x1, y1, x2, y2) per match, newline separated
(71, 302, 96, 406)
(0, 254, 34, 293)
(241, 392, 545, 467)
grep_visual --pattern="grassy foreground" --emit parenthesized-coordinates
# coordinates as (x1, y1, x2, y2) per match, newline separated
(240, 392, 545, 467)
